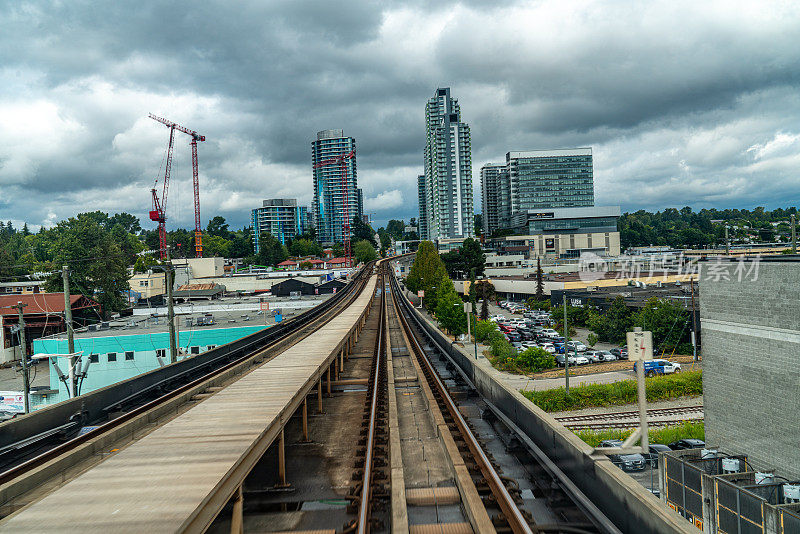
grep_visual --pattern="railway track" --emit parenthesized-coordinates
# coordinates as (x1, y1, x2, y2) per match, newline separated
(0, 261, 376, 516)
(554, 406, 704, 430)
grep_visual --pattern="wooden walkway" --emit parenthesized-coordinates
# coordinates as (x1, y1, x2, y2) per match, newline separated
(1, 276, 377, 533)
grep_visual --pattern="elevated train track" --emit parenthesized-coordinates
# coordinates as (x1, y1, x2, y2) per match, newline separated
(0, 257, 694, 533)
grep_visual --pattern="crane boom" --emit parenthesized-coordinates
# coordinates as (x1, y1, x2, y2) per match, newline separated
(148, 113, 206, 258)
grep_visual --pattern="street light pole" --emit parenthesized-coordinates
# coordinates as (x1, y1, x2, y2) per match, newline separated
(563, 294, 570, 395)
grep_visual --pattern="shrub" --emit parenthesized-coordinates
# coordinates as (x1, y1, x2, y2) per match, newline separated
(515, 347, 556, 373)
(475, 320, 499, 343)
(587, 333, 598, 347)
(521, 371, 703, 412)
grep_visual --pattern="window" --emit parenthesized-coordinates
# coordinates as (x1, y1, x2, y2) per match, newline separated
(207, 345, 216, 351)
(107, 353, 117, 362)
(125, 351, 134, 361)
(89, 354, 99, 363)
(190, 346, 200, 355)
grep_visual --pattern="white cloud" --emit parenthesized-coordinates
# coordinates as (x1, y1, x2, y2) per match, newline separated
(366, 189, 404, 211)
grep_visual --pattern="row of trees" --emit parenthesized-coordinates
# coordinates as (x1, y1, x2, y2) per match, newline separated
(619, 206, 799, 249)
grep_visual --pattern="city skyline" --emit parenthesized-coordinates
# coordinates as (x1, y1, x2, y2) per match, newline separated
(2, 2, 800, 231)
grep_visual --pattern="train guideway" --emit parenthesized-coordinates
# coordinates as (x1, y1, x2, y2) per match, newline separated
(0, 274, 379, 533)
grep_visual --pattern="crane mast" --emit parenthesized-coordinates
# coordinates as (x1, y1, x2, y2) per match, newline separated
(148, 113, 206, 259)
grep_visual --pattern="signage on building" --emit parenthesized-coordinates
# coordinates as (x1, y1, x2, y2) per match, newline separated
(0, 391, 25, 414)
(529, 212, 555, 219)
(545, 238, 555, 250)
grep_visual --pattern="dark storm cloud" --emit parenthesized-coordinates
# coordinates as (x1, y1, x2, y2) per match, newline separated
(1, 0, 800, 231)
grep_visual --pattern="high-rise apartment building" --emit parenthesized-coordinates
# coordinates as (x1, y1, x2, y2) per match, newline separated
(252, 199, 308, 252)
(422, 88, 474, 242)
(311, 129, 361, 244)
(417, 175, 428, 240)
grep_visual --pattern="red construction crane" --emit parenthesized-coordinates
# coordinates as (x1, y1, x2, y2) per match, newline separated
(148, 113, 206, 259)
(313, 150, 355, 266)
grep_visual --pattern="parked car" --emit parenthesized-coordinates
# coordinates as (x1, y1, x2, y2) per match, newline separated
(668, 439, 706, 451)
(518, 329, 537, 341)
(610, 347, 628, 360)
(540, 328, 559, 338)
(566, 340, 587, 352)
(600, 440, 646, 471)
(598, 350, 616, 361)
(539, 343, 555, 354)
(554, 353, 574, 367)
(584, 350, 604, 363)
(574, 355, 589, 365)
(634, 359, 682, 377)
(506, 331, 522, 342)
(642, 444, 673, 468)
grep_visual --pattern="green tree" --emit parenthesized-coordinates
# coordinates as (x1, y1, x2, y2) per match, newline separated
(588, 296, 633, 344)
(516, 347, 555, 373)
(206, 216, 231, 238)
(255, 234, 289, 267)
(351, 216, 377, 247)
(474, 280, 495, 320)
(461, 238, 485, 277)
(202, 234, 232, 258)
(353, 239, 378, 264)
(535, 257, 545, 300)
(631, 297, 690, 353)
(386, 219, 405, 240)
(406, 241, 450, 312)
(108, 212, 141, 234)
(435, 284, 467, 336)
(44, 213, 130, 315)
(290, 238, 322, 257)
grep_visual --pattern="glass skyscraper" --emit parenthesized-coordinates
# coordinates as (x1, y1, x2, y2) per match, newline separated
(311, 129, 361, 244)
(421, 88, 474, 241)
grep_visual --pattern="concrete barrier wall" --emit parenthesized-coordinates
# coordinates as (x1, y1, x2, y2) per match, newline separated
(402, 296, 695, 534)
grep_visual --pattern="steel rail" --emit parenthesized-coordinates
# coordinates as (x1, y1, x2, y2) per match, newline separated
(555, 405, 704, 423)
(0, 262, 375, 488)
(356, 269, 386, 534)
(389, 276, 533, 534)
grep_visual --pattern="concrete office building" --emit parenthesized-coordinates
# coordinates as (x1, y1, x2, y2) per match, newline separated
(252, 198, 309, 250)
(417, 174, 428, 240)
(480, 163, 507, 237)
(422, 88, 474, 242)
(507, 148, 594, 212)
(700, 257, 800, 480)
(312, 129, 361, 244)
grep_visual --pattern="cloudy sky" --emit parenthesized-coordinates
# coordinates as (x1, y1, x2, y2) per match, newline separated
(2, 1, 800, 231)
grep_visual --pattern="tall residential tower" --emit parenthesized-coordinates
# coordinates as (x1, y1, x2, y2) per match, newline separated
(421, 88, 474, 243)
(311, 129, 362, 244)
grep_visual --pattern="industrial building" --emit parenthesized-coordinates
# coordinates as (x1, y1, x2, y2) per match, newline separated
(311, 129, 362, 244)
(700, 256, 800, 480)
(251, 198, 309, 249)
(0, 293, 100, 365)
(421, 87, 474, 242)
(33, 316, 270, 405)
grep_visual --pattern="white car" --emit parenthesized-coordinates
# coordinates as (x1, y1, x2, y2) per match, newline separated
(584, 350, 604, 363)
(574, 355, 590, 365)
(539, 343, 556, 353)
(599, 350, 617, 361)
(566, 341, 587, 352)
(540, 329, 560, 338)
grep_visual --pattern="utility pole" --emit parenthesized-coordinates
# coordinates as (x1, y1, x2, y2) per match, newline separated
(15, 302, 30, 414)
(62, 265, 77, 397)
(165, 247, 178, 364)
(562, 294, 570, 395)
(690, 280, 697, 362)
(725, 225, 730, 255)
(633, 327, 650, 453)
(792, 214, 797, 254)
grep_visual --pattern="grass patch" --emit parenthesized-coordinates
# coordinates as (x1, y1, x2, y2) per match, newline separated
(521, 371, 702, 412)
(574, 421, 705, 448)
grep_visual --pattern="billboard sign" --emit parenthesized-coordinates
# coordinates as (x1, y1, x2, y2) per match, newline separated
(0, 391, 26, 414)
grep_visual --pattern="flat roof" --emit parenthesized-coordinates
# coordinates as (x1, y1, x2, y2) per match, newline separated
(507, 148, 592, 159)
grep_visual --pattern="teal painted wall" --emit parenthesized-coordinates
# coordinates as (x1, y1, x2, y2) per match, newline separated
(33, 325, 269, 405)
